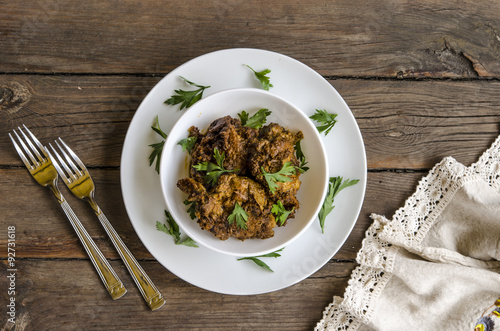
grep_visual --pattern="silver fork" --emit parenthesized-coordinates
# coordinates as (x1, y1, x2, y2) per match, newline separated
(49, 138, 165, 311)
(9, 125, 126, 300)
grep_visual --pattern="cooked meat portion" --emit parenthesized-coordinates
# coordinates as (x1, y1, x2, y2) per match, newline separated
(247, 123, 303, 220)
(178, 174, 276, 240)
(177, 115, 304, 241)
(188, 116, 258, 184)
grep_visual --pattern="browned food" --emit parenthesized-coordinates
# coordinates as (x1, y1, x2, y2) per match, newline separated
(177, 115, 304, 241)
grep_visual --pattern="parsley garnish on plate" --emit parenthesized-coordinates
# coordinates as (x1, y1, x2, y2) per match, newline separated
(227, 202, 248, 229)
(165, 76, 210, 110)
(309, 109, 338, 136)
(243, 64, 273, 91)
(148, 115, 168, 174)
(156, 210, 198, 247)
(237, 248, 284, 272)
(192, 148, 238, 186)
(271, 200, 294, 226)
(238, 108, 272, 129)
(260, 161, 297, 194)
(319, 176, 359, 233)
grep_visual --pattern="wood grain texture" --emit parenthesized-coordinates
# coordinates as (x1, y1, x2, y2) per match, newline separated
(1, 75, 499, 169)
(0, 168, 424, 260)
(1, 0, 500, 77)
(1, 0, 500, 329)
(1, 259, 355, 330)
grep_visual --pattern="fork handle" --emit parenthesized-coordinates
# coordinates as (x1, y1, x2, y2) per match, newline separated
(94, 209, 165, 310)
(57, 197, 127, 300)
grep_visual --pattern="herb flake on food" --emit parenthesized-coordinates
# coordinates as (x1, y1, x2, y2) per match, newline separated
(238, 108, 272, 129)
(227, 202, 248, 230)
(156, 210, 198, 247)
(165, 76, 210, 110)
(309, 109, 338, 136)
(183, 199, 197, 220)
(271, 200, 294, 226)
(294, 140, 309, 172)
(237, 248, 284, 272)
(243, 64, 273, 91)
(178, 136, 197, 152)
(260, 161, 297, 194)
(149, 115, 168, 174)
(319, 177, 359, 233)
(192, 148, 238, 186)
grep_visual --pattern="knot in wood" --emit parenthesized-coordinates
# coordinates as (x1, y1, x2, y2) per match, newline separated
(0, 87, 14, 107)
(0, 82, 31, 114)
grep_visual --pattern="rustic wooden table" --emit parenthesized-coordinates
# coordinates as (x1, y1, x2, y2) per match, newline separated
(2, 1, 500, 330)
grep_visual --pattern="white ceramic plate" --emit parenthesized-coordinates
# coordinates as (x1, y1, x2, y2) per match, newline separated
(120, 48, 366, 295)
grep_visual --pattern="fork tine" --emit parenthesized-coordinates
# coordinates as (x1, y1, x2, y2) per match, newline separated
(23, 124, 50, 159)
(18, 126, 45, 164)
(55, 138, 83, 177)
(8, 132, 33, 170)
(58, 138, 89, 175)
(48, 143, 76, 183)
(13, 129, 39, 166)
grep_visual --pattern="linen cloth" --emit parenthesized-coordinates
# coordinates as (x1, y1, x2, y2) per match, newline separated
(316, 135, 500, 331)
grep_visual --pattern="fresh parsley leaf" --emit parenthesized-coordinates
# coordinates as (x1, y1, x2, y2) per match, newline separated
(237, 111, 249, 125)
(178, 136, 197, 152)
(238, 108, 271, 129)
(319, 177, 360, 233)
(227, 202, 248, 229)
(260, 161, 297, 194)
(156, 210, 198, 247)
(192, 148, 238, 186)
(271, 200, 294, 226)
(294, 140, 309, 172)
(309, 109, 338, 136)
(183, 199, 197, 220)
(237, 248, 284, 272)
(243, 64, 273, 91)
(148, 115, 168, 173)
(238, 257, 273, 272)
(165, 76, 210, 110)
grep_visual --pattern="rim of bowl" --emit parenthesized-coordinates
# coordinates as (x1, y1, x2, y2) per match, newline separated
(159, 87, 329, 257)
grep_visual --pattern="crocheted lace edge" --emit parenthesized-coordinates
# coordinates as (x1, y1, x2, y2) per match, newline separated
(315, 134, 500, 330)
(378, 133, 500, 251)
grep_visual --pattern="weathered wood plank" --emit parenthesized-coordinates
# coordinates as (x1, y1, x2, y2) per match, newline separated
(0, 259, 356, 330)
(1, 75, 499, 169)
(1, 0, 500, 77)
(0, 168, 423, 260)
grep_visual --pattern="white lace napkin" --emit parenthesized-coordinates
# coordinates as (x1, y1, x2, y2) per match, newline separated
(316, 136, 500, 331)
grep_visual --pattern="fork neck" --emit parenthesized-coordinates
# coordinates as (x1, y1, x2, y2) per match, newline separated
(48, 181, 64, 204)
(86, 196, 103, 215)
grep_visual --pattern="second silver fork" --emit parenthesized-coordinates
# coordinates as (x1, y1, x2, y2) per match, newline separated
(49, 138, 165, 311)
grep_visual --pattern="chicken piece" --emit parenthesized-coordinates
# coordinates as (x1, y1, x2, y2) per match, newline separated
(177, 174, 276, 240)
(187, 116, 258, 185)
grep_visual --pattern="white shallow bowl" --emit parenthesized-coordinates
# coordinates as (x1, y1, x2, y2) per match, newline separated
(159, 88, 329, 257)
